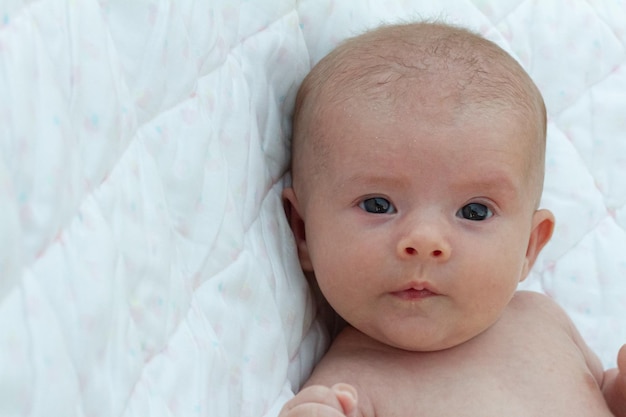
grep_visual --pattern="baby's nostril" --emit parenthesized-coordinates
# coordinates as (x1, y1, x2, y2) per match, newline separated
(432, 250, 442, 257)
(406, 247, 417, 255)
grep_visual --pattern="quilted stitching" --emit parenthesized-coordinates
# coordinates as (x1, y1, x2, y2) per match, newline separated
(1, 1, 625, 416)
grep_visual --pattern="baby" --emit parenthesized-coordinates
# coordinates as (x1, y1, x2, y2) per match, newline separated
(279, 22, 626, 417)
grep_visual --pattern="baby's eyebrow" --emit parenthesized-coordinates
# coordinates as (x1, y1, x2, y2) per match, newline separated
(455, 172, 523, 199)
(341, 172, 411, 189)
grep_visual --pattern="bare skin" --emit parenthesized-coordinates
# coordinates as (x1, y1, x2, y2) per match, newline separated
(281, 292, 626, 417)
(279, 22, 626, 417)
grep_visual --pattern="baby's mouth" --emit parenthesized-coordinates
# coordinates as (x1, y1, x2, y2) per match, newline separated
(391, 283, 439, 300)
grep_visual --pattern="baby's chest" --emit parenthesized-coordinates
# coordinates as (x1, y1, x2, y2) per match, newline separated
(359, 328, 609, 416)
(365, 359, 608, 416)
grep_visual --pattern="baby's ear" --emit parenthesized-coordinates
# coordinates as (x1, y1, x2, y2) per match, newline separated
(520, 209, 555, 280)
(282, 187, 313, 271)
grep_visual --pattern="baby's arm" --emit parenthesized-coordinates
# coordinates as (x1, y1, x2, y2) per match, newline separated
(602, 344, 626, 417)
(542, 293, 626, 416)
(279, 383, 359, 417)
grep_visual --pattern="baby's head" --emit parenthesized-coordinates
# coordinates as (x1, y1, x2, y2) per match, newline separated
(284, 22, 554, 351)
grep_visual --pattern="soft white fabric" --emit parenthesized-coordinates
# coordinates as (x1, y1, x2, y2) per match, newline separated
(0, 1, 624, 416)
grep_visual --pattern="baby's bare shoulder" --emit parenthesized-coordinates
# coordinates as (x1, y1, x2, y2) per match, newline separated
(511, 289, 558, 307)
(510, 290, 572, 323)
(506, 290, 582, 339)
(307, 326, 391, 379)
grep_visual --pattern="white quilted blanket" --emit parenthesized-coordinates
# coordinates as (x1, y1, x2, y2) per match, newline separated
(1, 1, 625, 416)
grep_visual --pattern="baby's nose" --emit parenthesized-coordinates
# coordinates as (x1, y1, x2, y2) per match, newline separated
(397, 225, 451, 261)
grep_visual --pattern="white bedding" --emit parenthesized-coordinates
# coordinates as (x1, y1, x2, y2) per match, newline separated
(1, 1, 625, 416)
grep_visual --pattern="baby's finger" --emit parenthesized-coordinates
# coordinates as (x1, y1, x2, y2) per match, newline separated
(281, 385, 348, 415)
(331, 383, 358, 417)
(617, 344, 626, 373)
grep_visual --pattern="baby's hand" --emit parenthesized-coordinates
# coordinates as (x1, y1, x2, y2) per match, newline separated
(605, 344, 626, 417)
(279, 383, 358, 417)
(617, 344, 626, 394)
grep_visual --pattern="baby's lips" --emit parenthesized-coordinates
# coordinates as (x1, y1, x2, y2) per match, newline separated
(391, 288, 439, 302)
(392, 282, 439, 298)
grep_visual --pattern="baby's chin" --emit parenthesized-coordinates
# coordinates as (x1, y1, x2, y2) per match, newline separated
(381, 336, 469, 353)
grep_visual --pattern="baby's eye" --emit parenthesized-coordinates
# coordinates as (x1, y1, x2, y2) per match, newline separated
(457, 203, 492, 221)
(359, 197, 396, 214)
